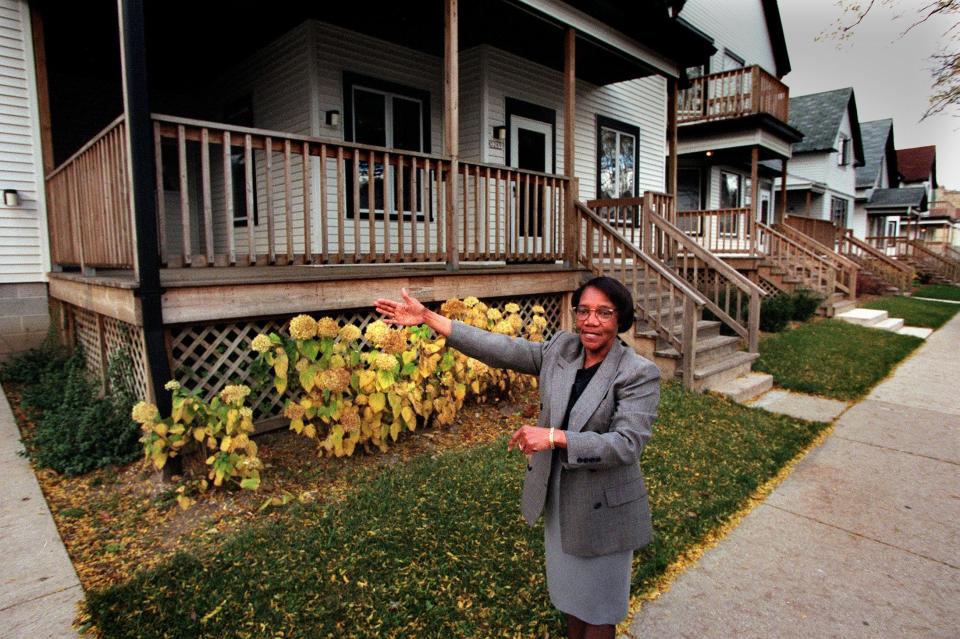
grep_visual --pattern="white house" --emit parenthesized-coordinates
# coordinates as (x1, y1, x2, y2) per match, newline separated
(774, 87, 864, 229)
(0, 0, 50, 360)
(853, 118, 899, 239)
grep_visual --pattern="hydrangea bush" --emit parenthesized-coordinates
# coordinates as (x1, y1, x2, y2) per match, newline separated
(138, 297, 548, 492)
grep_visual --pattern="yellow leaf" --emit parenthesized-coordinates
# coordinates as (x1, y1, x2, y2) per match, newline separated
(401, 406, 415, 427)
(193, 428, 206, 442)
(390, 420, 400, 441)
(471, 380, 480, 395)
(274, 375, 287, 395)
(151, 450, 167, 469)
(402, 349, 417, 364)
(369, 392, 386, 413)
(304, 423, 316, 439)
(290, 418, 304, 434)
(454, 383, 466, 401)
(220, 436, 233, 452)
(176, 495, 195, 510)
(275, 351, 288, 379)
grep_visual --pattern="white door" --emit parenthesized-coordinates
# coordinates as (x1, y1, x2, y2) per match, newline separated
(509, 116, 553, 255)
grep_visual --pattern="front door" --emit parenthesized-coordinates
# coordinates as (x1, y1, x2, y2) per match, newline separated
(510, 116, 552, 253)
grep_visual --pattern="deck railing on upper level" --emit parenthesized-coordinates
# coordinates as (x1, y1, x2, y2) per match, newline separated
(45, 116, 134, 270)
(677, 65, 789, 125)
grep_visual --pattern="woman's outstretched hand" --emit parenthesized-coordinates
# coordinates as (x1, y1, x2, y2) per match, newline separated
(375, 287, 429, 327)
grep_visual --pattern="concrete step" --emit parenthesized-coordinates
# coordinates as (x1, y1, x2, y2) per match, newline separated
(873, 317, 904, 332)
(831, 299, 857, 315)
(706, 372, 774, 403)
(835, 307, 888, 327)
(684, 351, 761, 391)
(897, 326, 934, 339)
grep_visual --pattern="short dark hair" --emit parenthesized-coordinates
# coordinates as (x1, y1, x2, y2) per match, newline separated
(571, 276, 635, 333)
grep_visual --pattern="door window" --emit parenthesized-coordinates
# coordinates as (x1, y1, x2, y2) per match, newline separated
(510, 115, 552, 238)
(719, 171, 742, 235)
(597, 119, 638, 200)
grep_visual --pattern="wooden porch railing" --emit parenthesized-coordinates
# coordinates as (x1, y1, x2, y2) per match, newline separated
(45, 115, 134, 270)
(153, 114, 567, 267)
(575, 202, 707, 386)
(756, 222, 836, 295)
(867, 236, 960, 283)
(774, 223, 858, 298)
(783, 215, 839, 251)
(586, 195, 762, 352)
(674, 208, 755, 254)
(925, 241, 960, 264)
(838, 232, 914, 292)
(677, 65, 789, 125)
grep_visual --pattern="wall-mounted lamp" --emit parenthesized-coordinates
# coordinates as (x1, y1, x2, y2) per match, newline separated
(493, 125, 506, 140)
(705, 150, 713, 157)
(2, 189, 19, 207)
(325, 110, 340, 127)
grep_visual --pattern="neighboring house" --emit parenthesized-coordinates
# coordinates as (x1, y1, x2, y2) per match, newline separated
(0, 0, 50, 360)
(928, 187, 960, 246)
(774, 88, 864, 229)
(897, 145, 937, 202)
(853, 119, 901, 239)
(673, 0, 801, 232)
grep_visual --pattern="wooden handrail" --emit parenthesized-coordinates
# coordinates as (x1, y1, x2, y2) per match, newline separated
(576, 201, 706, 387)
(46, 114, 126, 181)
(838, 232, 914, 291)
(756, 222, 836, 295)
(774, 223, 858, 298)
(640, 194, 763, 353)
(907, 239, 960, 282)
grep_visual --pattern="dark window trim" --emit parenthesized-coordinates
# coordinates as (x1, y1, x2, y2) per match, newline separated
(595, 114, 640, 201)
(504, 97, 556, 174)
(341, 71, 433, 222)
(342, 71, 431, 153)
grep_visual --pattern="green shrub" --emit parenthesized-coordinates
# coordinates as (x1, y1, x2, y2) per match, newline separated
(18, 346, 141, 476)
(790, 289, 823, 322)
(0, 332, 68, 386)
(760, 294, 794, 332)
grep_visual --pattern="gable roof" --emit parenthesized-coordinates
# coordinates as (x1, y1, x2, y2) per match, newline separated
(760, 0, 791, 77)
(856, 119, 898, 189)
(788, 88, 864, 165)
(896, 145, 937, 187)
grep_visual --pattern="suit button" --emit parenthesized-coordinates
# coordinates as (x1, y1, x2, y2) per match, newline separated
(576, 457, 583, 463)
(593, 502, 602, 509)
(527, 464, 533, 471)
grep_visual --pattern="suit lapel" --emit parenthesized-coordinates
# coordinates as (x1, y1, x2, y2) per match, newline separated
(549, 346, 583, 428)
(567, 339, 625, 434)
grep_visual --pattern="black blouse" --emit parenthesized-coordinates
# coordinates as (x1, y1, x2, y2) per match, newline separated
(559, 361, 602, 431)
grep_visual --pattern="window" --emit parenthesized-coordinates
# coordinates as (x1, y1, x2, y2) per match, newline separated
(676, 168, 703, 235)
(886, 219, 897, 237)
(837, 135, 850, 166)
(343, 73, 431, 219)
(719, 171, 742, 235)
(831, 196, 849, 228)
(596, 115, 639, 201)
(224, 96, 257, 227)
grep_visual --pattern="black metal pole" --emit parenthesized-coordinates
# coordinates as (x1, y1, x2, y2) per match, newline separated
(117, 1, 174, 435)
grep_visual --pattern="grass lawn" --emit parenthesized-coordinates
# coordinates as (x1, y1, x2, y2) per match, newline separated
(862, 296, 960, 329)
(84, 382, 828, 639)
(754, 320, 923, 400)
(912, 284, 960, 302)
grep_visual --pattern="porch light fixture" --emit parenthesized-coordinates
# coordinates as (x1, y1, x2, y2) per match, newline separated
(705, 150, 713, 157)
(2, 189, 18, 207)
(493, 125, 506, 140)
(325, 110, 340, 127)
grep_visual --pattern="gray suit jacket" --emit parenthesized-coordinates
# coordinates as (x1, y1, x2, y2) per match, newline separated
(447, 321, 660, 557)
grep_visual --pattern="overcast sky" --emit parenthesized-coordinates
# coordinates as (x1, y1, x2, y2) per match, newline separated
(778, 0, 957, 189)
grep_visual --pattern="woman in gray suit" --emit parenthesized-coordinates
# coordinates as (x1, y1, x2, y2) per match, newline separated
(375, 276, 660, 639)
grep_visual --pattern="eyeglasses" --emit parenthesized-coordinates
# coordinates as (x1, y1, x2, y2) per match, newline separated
(573, 306, 617, 322)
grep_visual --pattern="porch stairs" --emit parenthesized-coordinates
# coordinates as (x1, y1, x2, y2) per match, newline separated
(576, 200, 766, 393)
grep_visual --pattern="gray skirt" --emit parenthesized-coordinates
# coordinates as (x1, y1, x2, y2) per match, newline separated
(544, 457, 633, 625)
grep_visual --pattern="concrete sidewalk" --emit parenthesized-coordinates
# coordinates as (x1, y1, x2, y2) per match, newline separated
(0, 386, 81, 638)
(625, 313, 960, 639)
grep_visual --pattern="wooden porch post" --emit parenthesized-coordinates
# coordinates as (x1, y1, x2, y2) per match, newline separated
(666, 77, 678, 200)
(805, 190, 812, 216)
(563, 27, 577, 267)
(117, 0, 172, 414)
(779, 158, 788, 224)
(443, 0, 459, 270)
(750, 145, 759, 253)
(29, 5, 53, 173)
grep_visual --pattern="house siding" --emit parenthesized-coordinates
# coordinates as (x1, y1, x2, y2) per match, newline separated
(680, 0, 778, 75)
(0, 0, 49, 357)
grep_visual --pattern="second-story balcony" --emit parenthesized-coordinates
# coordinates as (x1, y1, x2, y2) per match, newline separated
(677, 65, 789, 125)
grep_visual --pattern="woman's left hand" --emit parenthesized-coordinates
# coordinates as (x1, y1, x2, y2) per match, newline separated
(508, 425, 553, 455)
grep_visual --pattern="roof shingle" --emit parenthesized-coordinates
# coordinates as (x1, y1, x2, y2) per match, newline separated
(896, 146, 936, 183)
(856, 119, 894, 189)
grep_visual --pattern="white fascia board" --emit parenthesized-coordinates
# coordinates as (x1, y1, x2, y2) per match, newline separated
(514, 0, 679, 78)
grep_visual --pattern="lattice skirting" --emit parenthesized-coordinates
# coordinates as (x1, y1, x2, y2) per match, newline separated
(61, 303, 150, 402)
(168, 292, 566, 419)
